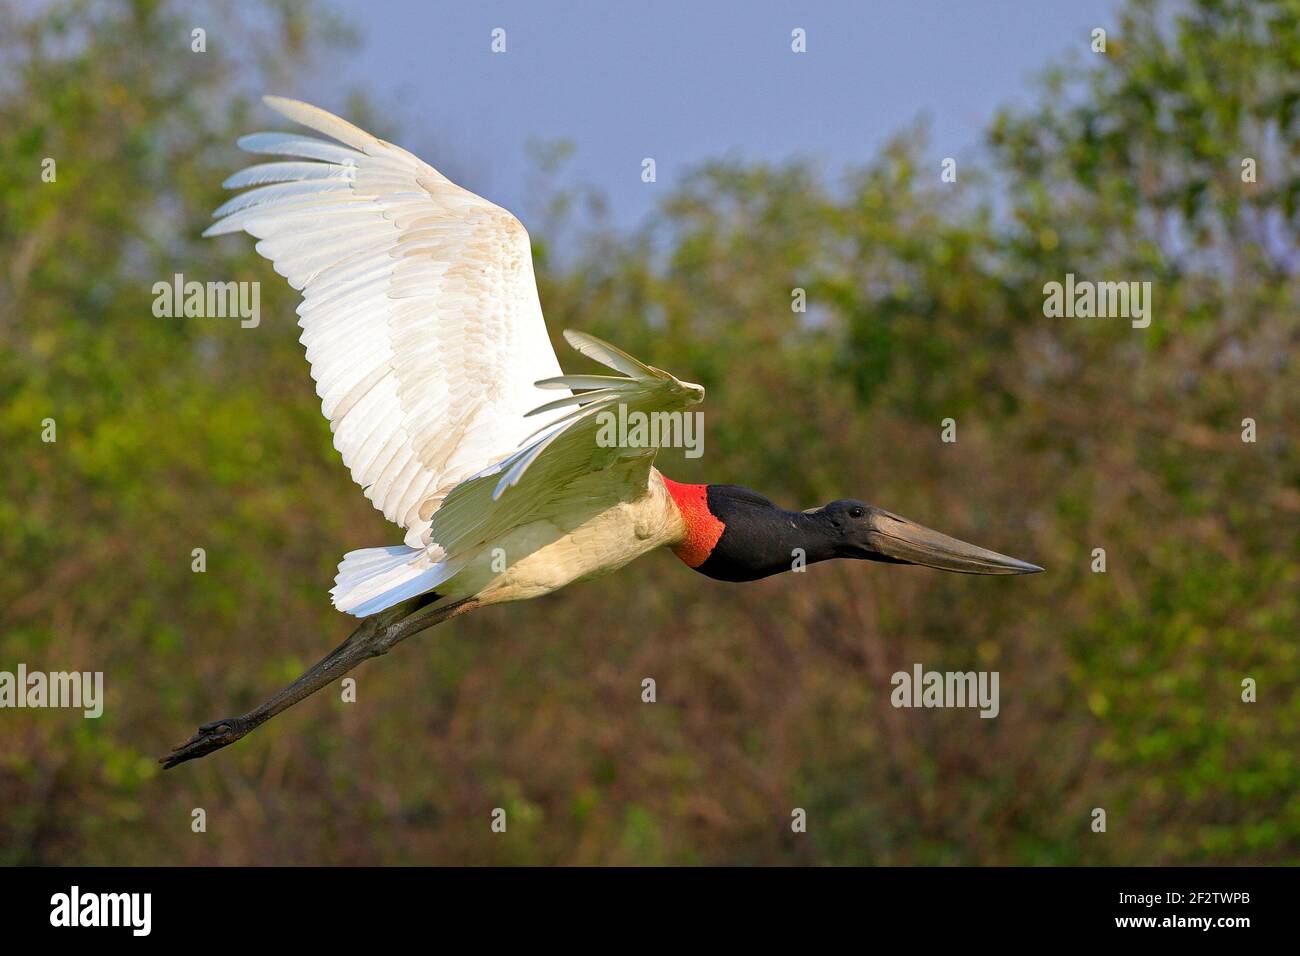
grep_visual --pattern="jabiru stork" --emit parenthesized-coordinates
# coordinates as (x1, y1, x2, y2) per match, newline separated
(162, 98, 1040, 768)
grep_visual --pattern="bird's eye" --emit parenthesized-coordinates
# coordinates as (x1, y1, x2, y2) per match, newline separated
(849, 507, 865, 519)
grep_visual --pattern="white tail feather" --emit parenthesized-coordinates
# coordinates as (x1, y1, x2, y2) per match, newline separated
(331, 545, 447, 618)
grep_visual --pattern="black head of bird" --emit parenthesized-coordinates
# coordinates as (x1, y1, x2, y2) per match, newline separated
(660, 481, 1042, 583)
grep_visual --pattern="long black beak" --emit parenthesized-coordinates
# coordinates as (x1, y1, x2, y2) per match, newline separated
(867, 509, 1043, 575)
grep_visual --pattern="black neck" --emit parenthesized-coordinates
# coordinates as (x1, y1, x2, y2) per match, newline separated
(694, 485, 839, 582)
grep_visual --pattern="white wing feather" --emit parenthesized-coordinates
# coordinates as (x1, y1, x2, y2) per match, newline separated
(333, 331, 705, 617)
(210, 99, 706, 617)
(207, 96, 569, 549)
(428, 332, 704, 560)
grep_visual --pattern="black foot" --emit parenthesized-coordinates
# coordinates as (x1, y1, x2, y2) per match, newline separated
(160, 716, 252, 769)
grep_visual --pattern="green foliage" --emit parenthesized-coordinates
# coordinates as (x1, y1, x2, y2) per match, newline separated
(0, 0, 1295, 864)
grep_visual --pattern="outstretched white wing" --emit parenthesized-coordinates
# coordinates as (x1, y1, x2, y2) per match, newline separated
(333, 331, 705, 617)
(207, 96, 568, 548)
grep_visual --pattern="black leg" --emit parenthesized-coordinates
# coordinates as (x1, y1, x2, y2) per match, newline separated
(160, 595, 475, 769)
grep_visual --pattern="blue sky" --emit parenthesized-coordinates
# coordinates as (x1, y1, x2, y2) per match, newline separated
(303, 0, 1118, 230)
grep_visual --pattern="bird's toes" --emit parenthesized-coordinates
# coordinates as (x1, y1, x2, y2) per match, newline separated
(159, 716, 248, 768)
(197, 716, 244, 735)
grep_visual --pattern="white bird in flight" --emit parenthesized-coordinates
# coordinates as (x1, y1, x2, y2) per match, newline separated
(163, 97, 1039, 768)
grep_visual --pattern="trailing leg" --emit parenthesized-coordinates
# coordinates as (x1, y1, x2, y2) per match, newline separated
(160, 595, 475, 769)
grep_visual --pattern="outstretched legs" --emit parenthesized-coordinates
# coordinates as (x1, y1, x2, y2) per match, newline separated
(160, 595, 476, 769)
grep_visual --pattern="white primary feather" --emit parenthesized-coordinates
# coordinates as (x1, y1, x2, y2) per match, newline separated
(208, 96, 569, 551)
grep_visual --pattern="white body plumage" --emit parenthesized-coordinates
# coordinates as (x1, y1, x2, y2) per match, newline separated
(459, 469, 685, 608)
